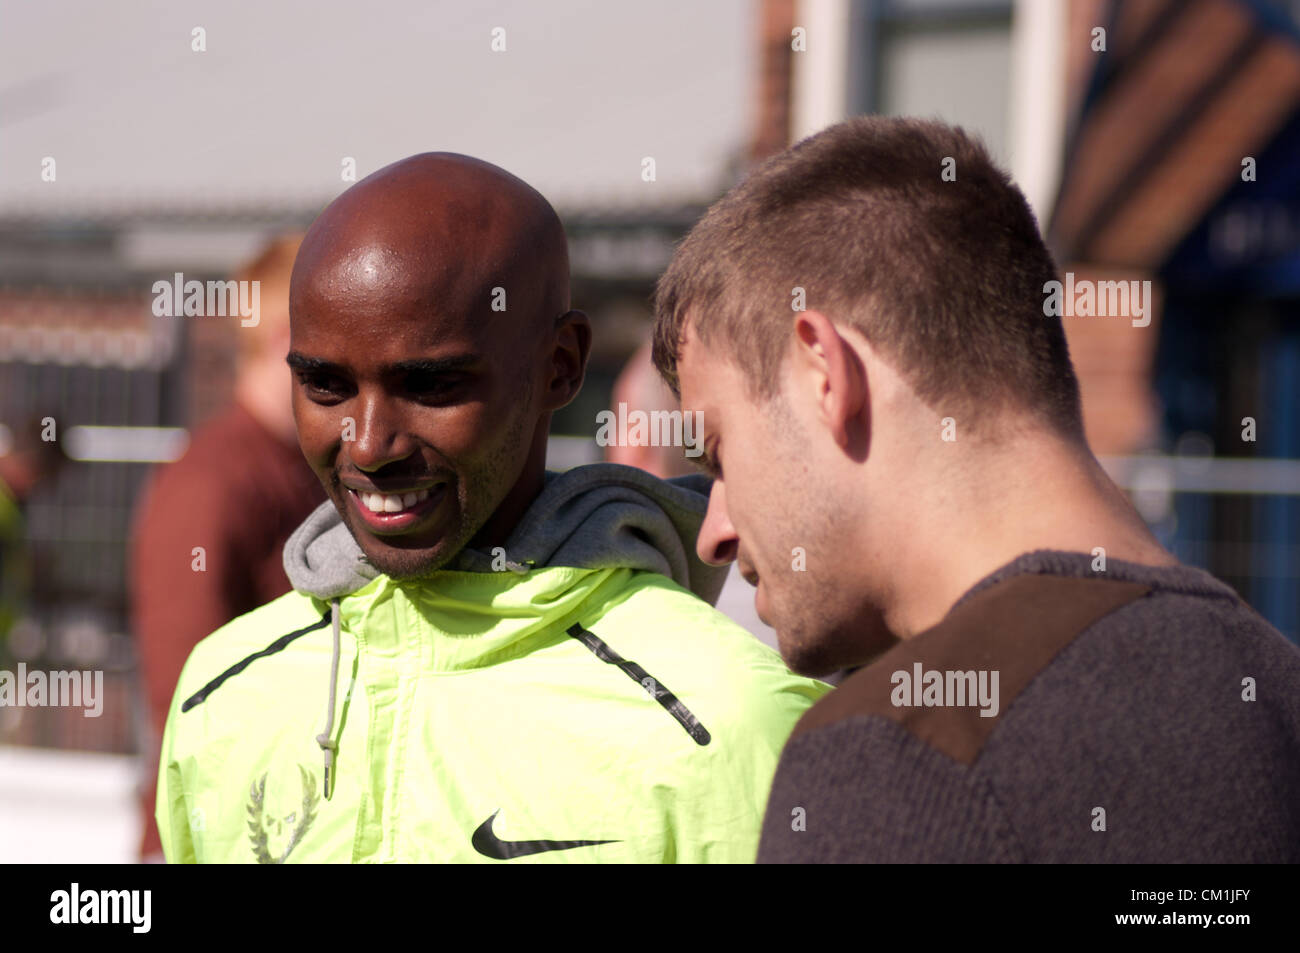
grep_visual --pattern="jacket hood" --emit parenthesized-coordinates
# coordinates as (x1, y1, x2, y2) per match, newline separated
(282, 463, 729, 605)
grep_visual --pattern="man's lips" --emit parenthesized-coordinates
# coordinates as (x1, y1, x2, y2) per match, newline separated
(341, 476, 444, 494)
(344, 481, 449, 535)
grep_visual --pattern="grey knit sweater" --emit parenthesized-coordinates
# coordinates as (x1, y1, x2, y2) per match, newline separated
(757, 550, 1300, 863)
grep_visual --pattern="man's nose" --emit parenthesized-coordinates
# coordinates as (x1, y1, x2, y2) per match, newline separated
(696, 479, 739, 565)
(348, 394, 417, 471)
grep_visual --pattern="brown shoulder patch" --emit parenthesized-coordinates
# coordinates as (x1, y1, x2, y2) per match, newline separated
(790, 574, 1151, 764)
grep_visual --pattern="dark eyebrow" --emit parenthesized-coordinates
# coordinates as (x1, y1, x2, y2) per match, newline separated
(387, 355, 480, 375)
(285, 352, 480, 376)
(285, 352, 338, 373)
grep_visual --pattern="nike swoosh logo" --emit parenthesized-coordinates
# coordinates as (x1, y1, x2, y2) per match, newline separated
(471, 810, 619, 860)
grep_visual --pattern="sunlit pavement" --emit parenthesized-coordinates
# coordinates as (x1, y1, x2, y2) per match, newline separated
(0, 745, 141, 863)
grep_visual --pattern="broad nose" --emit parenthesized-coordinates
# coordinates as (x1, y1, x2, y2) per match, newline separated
(347, 391, 419, 471)
(696, 479, 739, 565)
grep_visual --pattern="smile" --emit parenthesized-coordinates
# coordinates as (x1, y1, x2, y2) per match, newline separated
(356, 487, 433, 513)
(345, 483, 448, 534)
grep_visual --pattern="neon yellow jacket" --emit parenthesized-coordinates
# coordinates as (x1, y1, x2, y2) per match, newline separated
(157, 466, 829, 863)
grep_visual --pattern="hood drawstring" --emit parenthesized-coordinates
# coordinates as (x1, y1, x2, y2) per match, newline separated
(315, 598, 341, 801)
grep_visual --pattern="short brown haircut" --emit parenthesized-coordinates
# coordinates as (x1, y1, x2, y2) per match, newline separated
(652, 116, 1082, 436)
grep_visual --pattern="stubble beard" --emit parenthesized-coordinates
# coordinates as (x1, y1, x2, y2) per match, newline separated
(762, 412, 874, 675)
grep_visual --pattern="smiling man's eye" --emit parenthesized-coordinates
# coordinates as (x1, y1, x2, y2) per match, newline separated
(297, 372, 348, 399)
(405, 371, 462, 399)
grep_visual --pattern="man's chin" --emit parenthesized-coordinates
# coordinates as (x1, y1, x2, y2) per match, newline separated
(773, 610, 898, 679)
(340, 514, 462, 579)
(777, 638, 854, 679)
(360, 546, 453, 579)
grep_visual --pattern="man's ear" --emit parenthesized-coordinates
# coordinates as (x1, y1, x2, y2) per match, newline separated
(792, 310, 868, 459)
(543, 309, 592, 410)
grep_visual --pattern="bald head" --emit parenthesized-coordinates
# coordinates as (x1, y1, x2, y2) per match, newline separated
(286, 153, 590, 578)
(292, 153, 570, 343)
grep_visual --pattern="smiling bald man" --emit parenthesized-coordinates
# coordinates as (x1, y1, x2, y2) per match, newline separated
(155, 154, 829, 864)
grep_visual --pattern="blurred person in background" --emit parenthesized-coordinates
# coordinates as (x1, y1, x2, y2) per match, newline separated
(0, 417, 63, 661)
(606, 340, 778, 649)
(130, 234, 327, 861)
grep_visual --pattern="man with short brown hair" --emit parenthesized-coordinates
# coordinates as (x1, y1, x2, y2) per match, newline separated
(653, 116, 1300, 862)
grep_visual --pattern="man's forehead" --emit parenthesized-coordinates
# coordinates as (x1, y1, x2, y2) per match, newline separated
(290, 302, 494, 357)
(676, 324, 742, 408)
(294, 232, 500, 330)
(289, 285, 502, 378)
(294, 233, 465, 302)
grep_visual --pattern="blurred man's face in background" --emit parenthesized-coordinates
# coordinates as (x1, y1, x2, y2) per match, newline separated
(288, 251, 542, 580)
(605, 340, 694, 479)
(232, 234, 304, 447)
(676, 326, 891, 676)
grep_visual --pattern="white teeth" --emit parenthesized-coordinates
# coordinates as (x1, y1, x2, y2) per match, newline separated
(357, 487, 432, 514)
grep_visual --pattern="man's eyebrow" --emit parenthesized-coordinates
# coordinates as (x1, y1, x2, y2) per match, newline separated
(285, 352, 480, 375)
(386, 355, 479, 375)
(285, 352, 338, 373)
